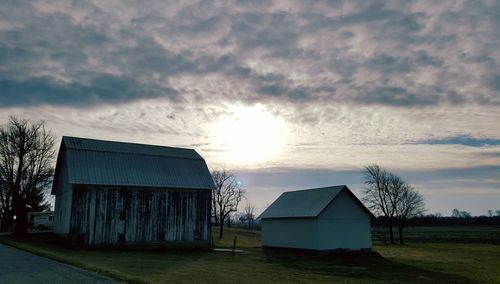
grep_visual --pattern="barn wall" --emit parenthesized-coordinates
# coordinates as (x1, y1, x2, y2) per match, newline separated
(317, 190, 372, 250)
(53, 153, 72, 235)
(261, 218, 318, 250)
(70, 186, 211, 246)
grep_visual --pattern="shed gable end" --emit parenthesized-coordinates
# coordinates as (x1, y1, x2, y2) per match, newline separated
(318, 190, 370, 220)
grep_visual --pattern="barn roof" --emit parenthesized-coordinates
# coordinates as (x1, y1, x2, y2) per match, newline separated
(51, 136, 215, 193)
(259, 185, 373, 219)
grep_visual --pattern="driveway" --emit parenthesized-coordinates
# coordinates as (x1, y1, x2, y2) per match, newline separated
(0, 243, 121, 284)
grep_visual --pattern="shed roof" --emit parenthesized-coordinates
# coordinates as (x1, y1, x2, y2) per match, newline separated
(51, 136, 215, 193)
(259, 185, 373, 219)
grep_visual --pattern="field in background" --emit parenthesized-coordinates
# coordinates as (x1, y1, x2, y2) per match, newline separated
(372, 226, 500, 243)
(0, 226, 499, 283)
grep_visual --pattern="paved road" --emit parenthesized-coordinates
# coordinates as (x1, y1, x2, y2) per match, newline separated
(0, 243, 121, 284)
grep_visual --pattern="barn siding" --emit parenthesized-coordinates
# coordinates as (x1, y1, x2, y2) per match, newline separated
(54, 188, 72, 234)
(70, 186, 211, 246)
(54, 152, 72, 235)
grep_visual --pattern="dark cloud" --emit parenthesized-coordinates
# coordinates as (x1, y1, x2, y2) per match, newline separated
(396, 165, 500, 191)
(367, 54, 414, 74)
(303, 3, 426, 34)
(354, 86, 438, 107)
(0, 75, 178, 107)
(256, 85, 309, 101)
(366, 51, 443, 74)
(488, 75, 500, 91)
(238, 165, 500, 192)
(230, 12, 299, 52)
(236, 167, 364, 191)
(481, 152, 500, 158)
(419, 135, 500, 147)
(352, 84, 471, 107)
(414, 51, 443, 67)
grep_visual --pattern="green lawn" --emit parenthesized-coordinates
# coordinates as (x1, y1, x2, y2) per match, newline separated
(1, 227, 499, 283)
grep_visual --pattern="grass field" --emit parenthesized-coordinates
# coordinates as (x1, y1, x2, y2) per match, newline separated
(372, 226, 500, 243)
(1, 226, 500, 283)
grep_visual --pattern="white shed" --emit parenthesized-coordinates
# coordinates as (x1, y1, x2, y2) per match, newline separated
(259, 185, 373, 251)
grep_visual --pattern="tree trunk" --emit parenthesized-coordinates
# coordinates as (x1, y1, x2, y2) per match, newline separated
(398, 224, 404, 244)
(219, 212, 224, 239)
(387, 218, 395, 244)
(12, 192, 28, 236)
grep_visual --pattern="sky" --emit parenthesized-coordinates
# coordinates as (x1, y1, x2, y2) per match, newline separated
(1, 0, 499, 216)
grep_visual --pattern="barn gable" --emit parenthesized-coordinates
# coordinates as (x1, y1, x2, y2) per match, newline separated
(51, 136, 215, 194)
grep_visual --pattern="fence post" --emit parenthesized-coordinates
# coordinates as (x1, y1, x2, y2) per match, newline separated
(232, 235, 237, 254)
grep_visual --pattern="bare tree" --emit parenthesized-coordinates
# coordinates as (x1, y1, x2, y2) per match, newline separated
(0, 117, 54, 235)
(487, 210, 493, 217)
(243, 202, 256, 229)
(395, 184, 425, 244)
(362, 164, 397, 244)
(211, 169, 244, 238)
(362, 164, 425, 244)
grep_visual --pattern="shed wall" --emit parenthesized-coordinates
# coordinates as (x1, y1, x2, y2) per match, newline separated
(69, 186, 211, 246)
(317, 190, 372, 250)
(261, 218, 318, 250)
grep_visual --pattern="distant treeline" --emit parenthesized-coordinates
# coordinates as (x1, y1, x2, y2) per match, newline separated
(372, 216, 500, 226)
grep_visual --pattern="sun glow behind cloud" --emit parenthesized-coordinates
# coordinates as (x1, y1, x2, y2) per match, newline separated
(213, 104, 287, 165)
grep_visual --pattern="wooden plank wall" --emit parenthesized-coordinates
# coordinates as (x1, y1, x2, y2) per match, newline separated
(54, 151, 73, 235)
(70, 186, 211, 245)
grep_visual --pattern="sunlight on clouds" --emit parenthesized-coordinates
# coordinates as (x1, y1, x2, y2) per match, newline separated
(213, 104, 288, 165)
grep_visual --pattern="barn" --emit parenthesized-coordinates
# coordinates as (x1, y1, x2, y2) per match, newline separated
(259, 185, 373, 251)
(52, 136, 214, 247)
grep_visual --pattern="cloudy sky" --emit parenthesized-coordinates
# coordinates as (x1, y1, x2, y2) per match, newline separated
(1, 0, 499, 215)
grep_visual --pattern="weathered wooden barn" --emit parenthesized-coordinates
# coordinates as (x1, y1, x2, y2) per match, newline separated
(51, 136, 214, 247)
(259, 185, 373, 251)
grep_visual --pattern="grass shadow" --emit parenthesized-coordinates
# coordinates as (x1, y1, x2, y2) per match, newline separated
(262, 249, 473, 283)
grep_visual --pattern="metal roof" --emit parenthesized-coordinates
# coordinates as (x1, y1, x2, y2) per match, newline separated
(259, 185, 373, 219)
(52, 136, 215, 193)
(63, 136, 202, 159)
